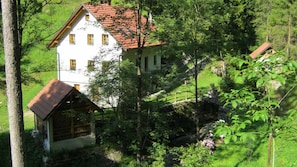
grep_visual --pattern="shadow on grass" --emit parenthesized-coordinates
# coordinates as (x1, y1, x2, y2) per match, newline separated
(0, 131, 11, 167)
(213, 124, 268, 167)
(0, 130, 45, 167)
(162, 56, 210, 94)
(0, 130, 118, 167)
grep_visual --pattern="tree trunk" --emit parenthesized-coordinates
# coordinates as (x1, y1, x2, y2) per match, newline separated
(136, 0, 143, 165)
(267, 133, 273, 167)
(2, 0, 25, 166)
(287, 14, 291, 57)
(194, 52, 199, 138)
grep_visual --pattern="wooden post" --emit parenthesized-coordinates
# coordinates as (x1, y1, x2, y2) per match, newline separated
(267, 133, 273, 167)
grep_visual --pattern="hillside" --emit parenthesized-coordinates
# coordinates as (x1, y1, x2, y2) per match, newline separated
(0, 1, 91, 130)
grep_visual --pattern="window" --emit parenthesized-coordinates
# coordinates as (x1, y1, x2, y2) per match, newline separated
(85, 13, 90, 21)
(70, 59, 76, 70)
(87, 34, 94, 45)
(154, 55, 157, 65)
(91, 86, 99, 101)
(69, 34, 75, 44)
(87, 60, 95, 71)
(102, 61, 110, 72)
(102, 34, 109, 45)
(144, 57, 148, 72)
(74, 84, 80, 91)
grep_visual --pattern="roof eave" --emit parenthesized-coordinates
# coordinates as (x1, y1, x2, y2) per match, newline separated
(47, 5, 87, 48)
(125, 42, 166, 51)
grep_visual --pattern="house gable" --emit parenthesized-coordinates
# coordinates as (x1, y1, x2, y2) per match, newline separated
(47, 3, 162, 50)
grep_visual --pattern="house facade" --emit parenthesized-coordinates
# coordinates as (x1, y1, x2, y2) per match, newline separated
(47, 2, 164, 95)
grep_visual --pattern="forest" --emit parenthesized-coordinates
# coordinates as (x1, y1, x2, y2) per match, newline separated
(1, 0, 297, 166)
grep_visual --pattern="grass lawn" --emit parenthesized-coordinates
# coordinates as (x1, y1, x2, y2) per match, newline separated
(0, 71, 56, 132)
(210, 83, 297, 167)
(160, 65, 222, 103)
(24, 71, 57, 128)
(211, 128, 297, 167)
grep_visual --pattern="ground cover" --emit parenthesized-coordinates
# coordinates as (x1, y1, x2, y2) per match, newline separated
(159, 61, 222, 103)
(0, 71, 56, 166)
(211, 116, 297, 167)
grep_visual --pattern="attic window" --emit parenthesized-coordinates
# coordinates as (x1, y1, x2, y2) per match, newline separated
(102, 34, 109, 45)
(85, 13, 90, 21)
(69, 34, 75, 45)
(87, 34, 94, 45)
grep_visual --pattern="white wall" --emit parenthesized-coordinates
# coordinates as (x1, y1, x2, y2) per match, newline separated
(57, 10, 122, 93)
(56, 9, 163, 98)
(122, 47, 162, 72)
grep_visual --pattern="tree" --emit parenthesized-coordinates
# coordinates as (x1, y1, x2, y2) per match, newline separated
(17, 0, 62, 57)
(253, 0, 297, 58)
(2, 0, 25, 166)
(88, 1, 155, 164)
(217, 51, 297, 166)
(155, 0, 231, 138)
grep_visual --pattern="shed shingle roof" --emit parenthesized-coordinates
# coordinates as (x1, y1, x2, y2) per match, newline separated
(28, 79, 73, 120)
(27, 79, 100, 121)
(47, 3, 162, 49)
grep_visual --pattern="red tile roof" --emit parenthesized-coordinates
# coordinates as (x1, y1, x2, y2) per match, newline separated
(28, 79, 100, 120)
(250, 42, 273, 59)
(47, 3, 162, 49)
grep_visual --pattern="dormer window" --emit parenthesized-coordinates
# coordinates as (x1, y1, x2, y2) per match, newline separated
(85, 13, 90, 21)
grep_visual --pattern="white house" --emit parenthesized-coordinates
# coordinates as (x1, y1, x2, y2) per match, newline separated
(47, 1, 164, 95)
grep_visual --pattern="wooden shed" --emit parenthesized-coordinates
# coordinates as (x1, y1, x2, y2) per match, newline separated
(28, 79, 102, 152)
(249, 42, 275, 59)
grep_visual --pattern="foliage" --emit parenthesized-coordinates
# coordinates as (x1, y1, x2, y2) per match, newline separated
(171, 142, 212, 167)
(216, 51, 297, 144)
(149, 142, 167, 167)
(253, 0, 297, 58)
